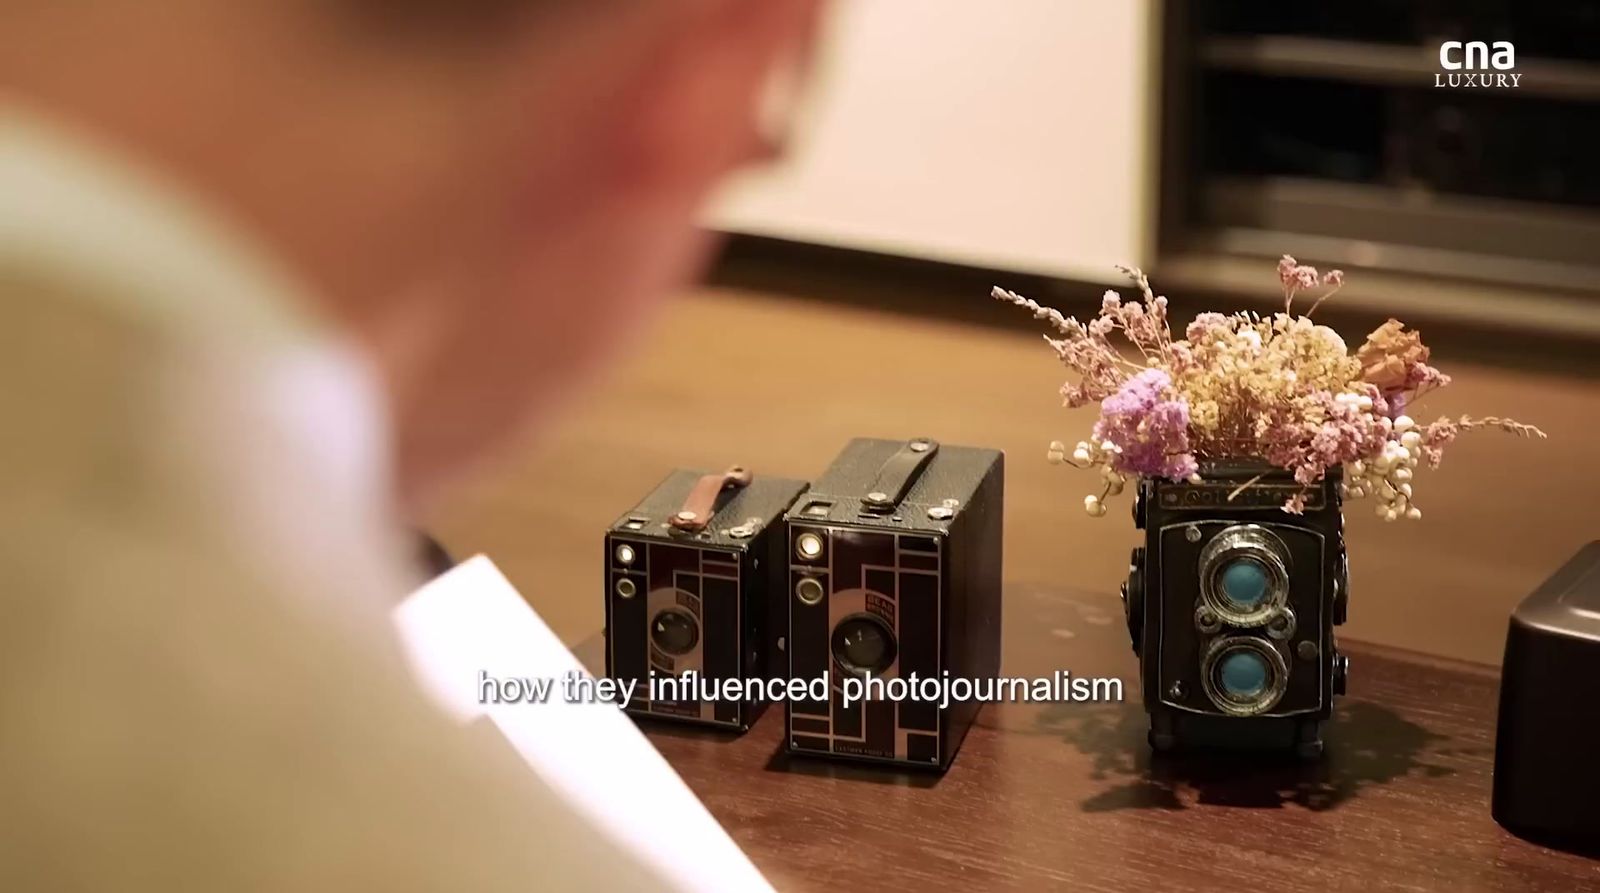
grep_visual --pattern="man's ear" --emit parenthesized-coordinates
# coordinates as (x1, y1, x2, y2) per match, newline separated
(610, 0, 825, 193)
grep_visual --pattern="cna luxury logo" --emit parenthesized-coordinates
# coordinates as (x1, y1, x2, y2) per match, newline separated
(1435, 40, 1521, 88)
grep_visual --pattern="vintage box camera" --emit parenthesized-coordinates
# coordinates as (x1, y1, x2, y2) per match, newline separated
(605, 466, 808, 731)
(1123, 461, 1349, 758)
(784, 437, 1003, 770)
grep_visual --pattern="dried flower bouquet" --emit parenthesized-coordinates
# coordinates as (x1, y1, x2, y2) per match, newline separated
(994, 257, 1545, 519)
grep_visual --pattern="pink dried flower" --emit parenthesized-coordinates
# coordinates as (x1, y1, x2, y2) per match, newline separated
(1185, 312, 1230, 342)
(1277, 255, 1301, 289)
(1420, 418, 1459, 468)
(1280, 254, 1346, 315)
(1261, 388, 1389, 488)
(1046, 333, 1125, 408)
(1419, 415, 1547, 468)
(1278, 254, 1320, 294)
(1091, 370, 1198, 481)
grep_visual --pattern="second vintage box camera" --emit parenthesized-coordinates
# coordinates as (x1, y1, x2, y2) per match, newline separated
(784, 437, 1003, 770)
(605, 466, 808, 731)
(1124, 461, 1349, 758)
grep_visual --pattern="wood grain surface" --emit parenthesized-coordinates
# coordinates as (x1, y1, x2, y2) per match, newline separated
(578, 582, 1600, 893)
(431, 284, 1600, 665)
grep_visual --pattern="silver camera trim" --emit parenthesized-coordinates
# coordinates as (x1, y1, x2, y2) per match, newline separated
(795, 576, 825, 605)
(1197, 524, 1291, 627)
(795, 531, 825, 561)
(1201, 635, 1290, 716)
(1266, 606, 1297, 641)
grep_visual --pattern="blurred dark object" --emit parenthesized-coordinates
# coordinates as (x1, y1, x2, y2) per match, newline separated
(1163, 1, 1600, 302)
(1201, 74, 1600, 209)
(417, 533, 455, 578)
(1493, 541, 1600, 856)
(1204, 3, 1600, 63)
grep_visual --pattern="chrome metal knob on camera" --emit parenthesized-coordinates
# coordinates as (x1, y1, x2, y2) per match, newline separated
(1333, 547, 1350, 626)
(795, 531, 825, 560)
(1124, 546, 1145, 654)
(1266, 606, 1297, 641)
(1332, 651, 1349, 696)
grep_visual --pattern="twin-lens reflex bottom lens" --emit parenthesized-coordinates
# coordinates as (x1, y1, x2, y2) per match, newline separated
(832, 615, 897, 676)
(1218, 556, 1271, 610)
(651, 609, 699, 656)
(1217, 647, 1270, 699)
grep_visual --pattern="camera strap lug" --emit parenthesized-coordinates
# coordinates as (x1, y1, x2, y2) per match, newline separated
(861, 438, 939, 514)
(670, 465, 753, 531)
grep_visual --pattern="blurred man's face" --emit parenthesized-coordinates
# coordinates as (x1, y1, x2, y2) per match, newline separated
(3, 0, 821, 506)
(319, 1, 822, 504)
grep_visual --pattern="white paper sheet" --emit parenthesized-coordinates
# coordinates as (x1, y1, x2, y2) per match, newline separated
(392, 555, 775, 893)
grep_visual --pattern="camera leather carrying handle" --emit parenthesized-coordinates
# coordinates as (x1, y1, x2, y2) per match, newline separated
(861, 438, 939, 514)
(669, 465, 753, 531)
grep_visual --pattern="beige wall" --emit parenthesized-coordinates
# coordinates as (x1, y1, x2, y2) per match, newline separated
(709, 0, 1160, 283)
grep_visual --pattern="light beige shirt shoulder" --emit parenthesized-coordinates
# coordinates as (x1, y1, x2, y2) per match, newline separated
(0, 109, 664, 891)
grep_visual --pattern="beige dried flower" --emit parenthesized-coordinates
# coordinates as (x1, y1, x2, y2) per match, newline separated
(1356, 319, 1431, 391)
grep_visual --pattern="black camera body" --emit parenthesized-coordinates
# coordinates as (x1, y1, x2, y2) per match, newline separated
(784, 437, 1003, 770)
(1493, 542, 1600, 853)
(1124, 461, 1349, 759)
(605, 467, 808, 731)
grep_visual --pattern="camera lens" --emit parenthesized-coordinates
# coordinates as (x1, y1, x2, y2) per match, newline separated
(1197, 524, 1290, 627)
(831, 614, 897, 677)
(1218, 649, 1269, 698)
(1218, 557, 1270, 610)
(650, 608, 699, 656)
(1200, 636, 1288, 716)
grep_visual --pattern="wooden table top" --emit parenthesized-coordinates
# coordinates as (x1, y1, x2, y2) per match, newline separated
(580, 581, 1600, 892)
